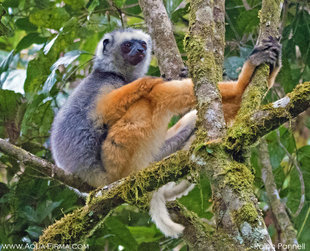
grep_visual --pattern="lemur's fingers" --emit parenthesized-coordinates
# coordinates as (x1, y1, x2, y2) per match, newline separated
(249, 36, 282, 67)
(137, 77, 164, 93)
(179, 67, 188, 78)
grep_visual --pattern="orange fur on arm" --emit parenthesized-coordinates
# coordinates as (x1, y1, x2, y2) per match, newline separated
(96, 77, 164, 125)
(147, 79, 196, 114)
(218, 60, 256, 101)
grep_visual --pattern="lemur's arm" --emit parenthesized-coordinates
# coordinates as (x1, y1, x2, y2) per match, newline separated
(218, 36, 282, 101)
(147, 78, 196, 114)
(218, 36, 282, 122)
(96, 77, 164, 125)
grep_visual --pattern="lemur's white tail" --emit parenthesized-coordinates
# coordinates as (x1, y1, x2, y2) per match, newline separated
(150, 180, 195, 238)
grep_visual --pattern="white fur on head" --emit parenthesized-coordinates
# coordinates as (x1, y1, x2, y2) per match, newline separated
(94, 28, 152, 82)
(150, 180, 195, 238)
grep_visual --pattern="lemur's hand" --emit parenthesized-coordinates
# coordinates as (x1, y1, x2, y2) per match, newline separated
(249, 36, 282, 67)
(179, 67, 188, 79)
(161, 67, 189, 81)
(136, 77, 164, 93)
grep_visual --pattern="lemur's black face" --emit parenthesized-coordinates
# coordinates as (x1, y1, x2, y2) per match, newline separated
(120, 39, 147, 65)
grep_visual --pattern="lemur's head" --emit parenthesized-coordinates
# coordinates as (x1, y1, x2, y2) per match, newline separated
(94, 28, 152, 82)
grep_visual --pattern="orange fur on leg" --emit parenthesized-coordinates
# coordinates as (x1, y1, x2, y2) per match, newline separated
(96, 77, 164, 126)
(97, 78, 196, 183)
(147, 79, 196, 114)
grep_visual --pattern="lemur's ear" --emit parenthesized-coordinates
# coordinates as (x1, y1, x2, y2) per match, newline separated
(102, 39, 110, 52)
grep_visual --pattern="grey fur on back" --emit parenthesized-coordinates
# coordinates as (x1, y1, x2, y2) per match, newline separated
(50, 29, 152, 183)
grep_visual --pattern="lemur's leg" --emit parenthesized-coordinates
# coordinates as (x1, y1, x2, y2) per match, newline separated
(147, 78, 196, 160)
(101, 99, 154, 183)
(147, 78, 196, 114)
(147, 80, 197, 238)
(96, 77, 164, 125)
(154, 110, 197, 161)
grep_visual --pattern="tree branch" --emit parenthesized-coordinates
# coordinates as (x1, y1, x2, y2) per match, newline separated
(38, 151, 195, 244)
(258, 138, 298, 246)
(234, 0, 282, 127)
(185, 0, 226, 140)
(0, 138, 93, 192)
(225, 82, 310, 155)
(138, 0, 185, 80)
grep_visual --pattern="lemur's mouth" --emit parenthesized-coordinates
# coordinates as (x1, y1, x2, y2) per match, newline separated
(125, 53, 145, 65)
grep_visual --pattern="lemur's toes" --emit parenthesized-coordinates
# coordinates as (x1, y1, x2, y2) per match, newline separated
(249, 36, 282, 66)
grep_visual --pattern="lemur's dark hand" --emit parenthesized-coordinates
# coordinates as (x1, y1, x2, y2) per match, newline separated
(161, 66, 188, 81)
(249, 36, 282, 67)
(161, 74, 172, 81)
(179, 66, 188, 79)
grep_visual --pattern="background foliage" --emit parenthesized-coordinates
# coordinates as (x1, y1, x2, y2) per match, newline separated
(0, 0, 309, 250)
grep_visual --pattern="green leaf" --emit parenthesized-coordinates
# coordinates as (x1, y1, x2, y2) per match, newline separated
(37, 200, 62, 222)
(20, 94, 54, 144)
(22, 206, 39, 223)
(0, 89, 26, 140)
(29, 8, 70, 30)
(24, 56, 51, 95)
(266, 127, 296, 169)
(124, 0, 142, 15)
(41, 50, 85, 94)
(0, 50, 14, 76)
(15, 17, 38, 32)
(165, 0, 183, 18)
(114, 0, 126, 8)
(34, 0, 50, 9)
(87, 0, 100, 12)
(41, 70, 58, 94)
(15, 33, 47, 53)
(2, 0, 19, 8)
(179, 175, 213, 219)
(127, 225, 162, 244)
(236, 8, 259, 34)
(63, 0, 85, 10)
(25, 225, 43, 239)
(104, 217, 138, 250)
(52, 50, 84, 70)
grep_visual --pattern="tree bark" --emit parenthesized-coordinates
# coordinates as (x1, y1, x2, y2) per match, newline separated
(258, 139, 298, 247)
(139, 0, 185, 80)
(225, 82, 310, 156)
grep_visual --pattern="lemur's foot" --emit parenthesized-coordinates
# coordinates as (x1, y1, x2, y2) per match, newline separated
(249, 36, 282, 67)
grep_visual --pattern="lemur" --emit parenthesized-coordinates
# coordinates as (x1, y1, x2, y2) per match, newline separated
(50, 29, 281, 238)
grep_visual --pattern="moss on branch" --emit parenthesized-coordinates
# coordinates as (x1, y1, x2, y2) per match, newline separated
(225, 82, 310, 157)
(38, 151, 194, 246)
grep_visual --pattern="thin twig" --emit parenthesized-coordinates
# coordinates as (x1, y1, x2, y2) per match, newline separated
(0, 138, 94, 192)
(276, 129, 305, 217)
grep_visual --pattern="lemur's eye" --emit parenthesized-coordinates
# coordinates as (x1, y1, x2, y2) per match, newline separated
(124, 42, 132, 47)
(141, 41, 147, 50)
(102, 39, 109, 52)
